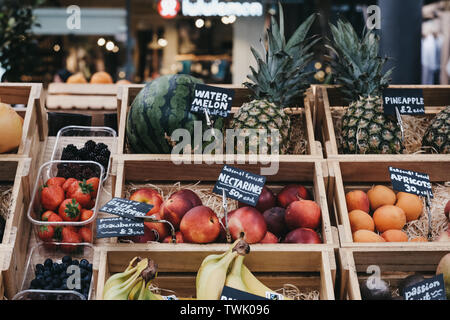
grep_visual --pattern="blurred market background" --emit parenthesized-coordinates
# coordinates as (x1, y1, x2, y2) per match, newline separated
(0, 0, 449, 86)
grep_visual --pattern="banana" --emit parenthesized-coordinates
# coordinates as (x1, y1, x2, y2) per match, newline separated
(196, 239, 250, 300)
(225, 255, 249, 292)
(128, 278, 143, 300)
(137, 259, 163, 300)
(241, 264, 291, 300)
(103, 256, 142, 296)
(103, 258, 149, 300)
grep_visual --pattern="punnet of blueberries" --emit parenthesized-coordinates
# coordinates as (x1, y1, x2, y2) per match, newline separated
(57, 140, 110, 180)
(29, 256, 93, 300)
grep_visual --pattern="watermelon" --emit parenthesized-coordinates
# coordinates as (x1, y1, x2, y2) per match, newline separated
(126, 74, 224, 154)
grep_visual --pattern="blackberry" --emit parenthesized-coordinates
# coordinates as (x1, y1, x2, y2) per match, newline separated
(61, 150, 76, 161)
(95, 143, 108, 152)
(99, 148, 111, 158)
(84, 140, 96, 152)
(63, 144, 78, 154)
(78, 147, 90, 160)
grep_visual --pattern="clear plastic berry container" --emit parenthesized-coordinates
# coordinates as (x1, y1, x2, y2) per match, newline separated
(13, 242, 95, 300)
(27, 160, 104, 244)
(51, 125, 116, 182)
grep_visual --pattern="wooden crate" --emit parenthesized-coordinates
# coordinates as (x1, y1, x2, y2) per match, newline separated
(109, 156, 337, 248)
(96, 246, 336, 300)
(328, 158, 450, 248)
(0, 158, 34, 299)
(339, 247, 450, 300)
(117, 84, 322, 158)
(46, 83, 122, 126)
(0, 83, 47, 159)
(316, 84, 450, 159)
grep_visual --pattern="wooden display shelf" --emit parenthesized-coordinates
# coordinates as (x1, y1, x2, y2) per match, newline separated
(338, 247, 450, 300)
(108, 156, 337, 248)
(95, 246, 336, 300)
(314, 84, 450, 159)
(327, 158, 450, 248)
(117, 84, 323, 159)
(0, 158, 34, 299)
(0, 83, 47, 159)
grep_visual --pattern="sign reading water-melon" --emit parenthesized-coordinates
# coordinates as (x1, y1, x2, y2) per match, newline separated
(190, 84, 234, 118)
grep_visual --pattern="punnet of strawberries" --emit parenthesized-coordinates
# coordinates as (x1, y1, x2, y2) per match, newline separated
(37, 176, 100, 244)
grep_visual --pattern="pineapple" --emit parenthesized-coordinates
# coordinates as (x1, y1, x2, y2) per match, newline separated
(422, 106, 450, 154)
(328, 20, 404, 154)
(231, 4, 317, 154)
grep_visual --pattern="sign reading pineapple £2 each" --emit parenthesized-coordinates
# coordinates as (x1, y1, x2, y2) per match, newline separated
(382, 88, 425, 115)
(213, 165, 266, 206)
(190, 84, 234, 118)
(388, 167, 433, 198)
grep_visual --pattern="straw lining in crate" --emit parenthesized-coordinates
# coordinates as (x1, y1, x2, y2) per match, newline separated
(0, 185, 13, 242)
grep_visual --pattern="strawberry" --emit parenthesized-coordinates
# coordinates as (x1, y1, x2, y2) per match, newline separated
(48, 213, 63, 223)
(38, 225, 54, 242)
(61, 227, 82, 253)
(80, 209, 94, 222)
(59, 199, 81, 222)
(41, 211, 55, 221)
(86, 177, 100, 198)
(79, 227, 93, 242)
(69, 180, 93, 208)
(46, 177, 66, 188)
(41, 185, 65, 211)
(62, 178, 78, 193)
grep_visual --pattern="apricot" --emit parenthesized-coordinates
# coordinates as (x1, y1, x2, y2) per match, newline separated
(353, 230, 386, 243)
(348, 209, 375, 233)
(381, 229, 408, 242)
(346, 190, 370, 213)
(373, 205, 406, 233)
(410, 236, 428, 242)
(395, 192, 423, 222)
(367, 185, 396, 211)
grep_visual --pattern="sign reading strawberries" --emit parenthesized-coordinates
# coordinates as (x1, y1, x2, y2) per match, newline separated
(99, 197, 154, 220)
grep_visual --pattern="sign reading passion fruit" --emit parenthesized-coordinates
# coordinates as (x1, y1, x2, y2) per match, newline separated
(403, 274, 446, 300)
(382, 88, 425, 115)
(388, 167, 433, 198)
(190, 84, 234, 118)
(213, 165, 266, 206)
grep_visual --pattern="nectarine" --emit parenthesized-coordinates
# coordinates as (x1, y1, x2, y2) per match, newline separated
(180, 206, 220, 243)
(283, 228, 322, 244)
(277, 185, 310, 208)
(227, 207, 267, 244)
(259, 231, 279, 244)
(285, 200, 321, 230)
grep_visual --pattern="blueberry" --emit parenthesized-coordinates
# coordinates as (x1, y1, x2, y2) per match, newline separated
(87, 263, 93, 272)
(43, 270, 51, 278)
(81, 275, 90, 285)
(62, 256, 72, 265)
(61, 283, 68, 290)
(44, 285, 53, 291)
(53, 264, 62, 274)
(44, 258, 53, 268)
(30, 279, 39, 289)
(80, 269, 88, 278)
(79, 259, 89, 269)
(35, 264, 44, 273)
(45, 276, 53, 284)
(71, 259, 79, 266)
(59, 272, 67, 280)
(35, 269, 43, 277)
(62, 262, 69, 271)
(52, 278, 61, 287)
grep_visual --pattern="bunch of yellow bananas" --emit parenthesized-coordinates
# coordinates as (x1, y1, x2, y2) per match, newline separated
(196, 239, 290, 300)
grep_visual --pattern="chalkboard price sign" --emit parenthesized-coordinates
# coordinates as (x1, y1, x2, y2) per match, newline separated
(403, 274, 447, 300)
(220, 286, 268, 300)
(213, 165, 266, 207)
(96, 217, 145, 238)
(382, 88, 425, 115)
(190, 84, 234, 118)
(388, 167, 433, 198)
(99, 197, 154, 220)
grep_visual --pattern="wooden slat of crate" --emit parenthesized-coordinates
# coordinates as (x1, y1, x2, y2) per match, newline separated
(0, 83, 47, 158)
(339, 247, 450, 300)
(328, 159, 450, 248)
(317, 84, 450, 159)
(95, 246, 335, 300)
(116, 84, 321, 158)
(111, 156, 336, 248)
(0, 158, 34, 299)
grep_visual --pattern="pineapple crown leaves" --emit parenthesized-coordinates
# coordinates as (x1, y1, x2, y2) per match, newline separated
(326, 19, 394, 102)
(244, 3, 318, 107)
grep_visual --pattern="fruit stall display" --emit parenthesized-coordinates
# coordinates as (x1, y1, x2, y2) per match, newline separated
(12, 243, 95, 300)
(109, 158, 336, 247)
(328, 159, 450, 248)
(96, 241, 336, 300)
(0, 83, 46, 158)
(0, 158, 35, 299)
(313, 19, 450, 159)
(338, 248, 450, 300)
